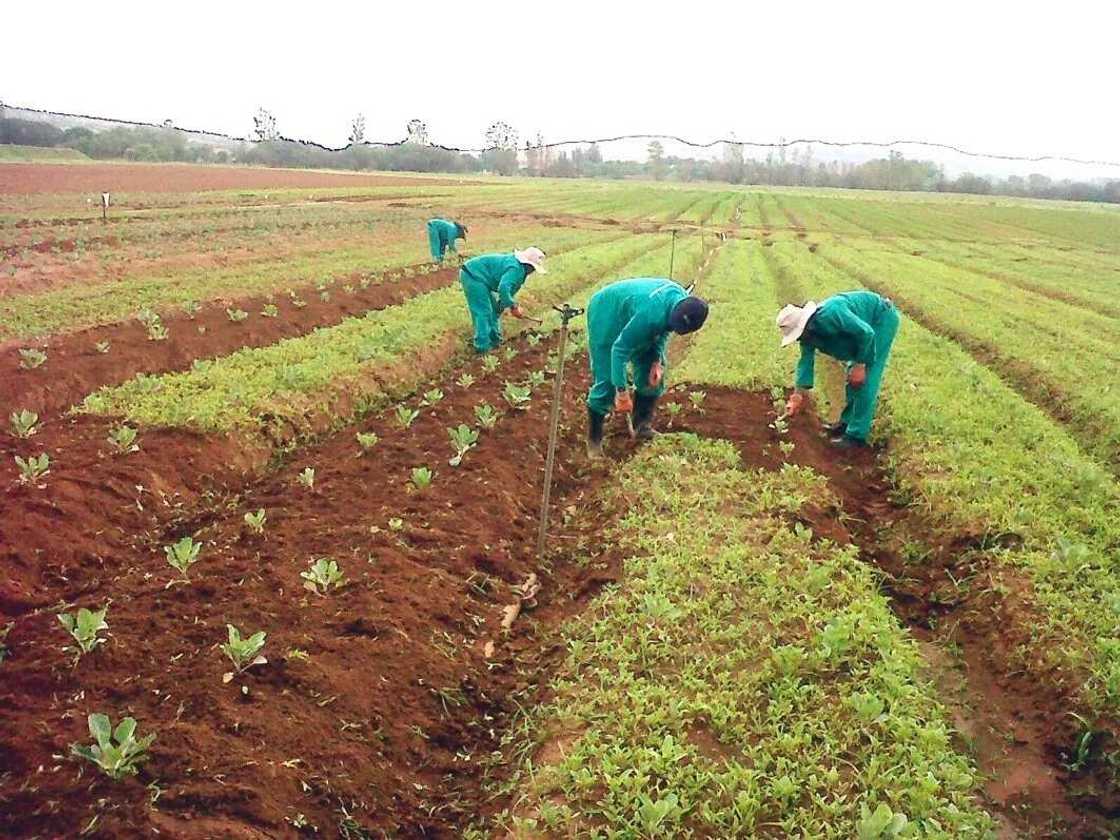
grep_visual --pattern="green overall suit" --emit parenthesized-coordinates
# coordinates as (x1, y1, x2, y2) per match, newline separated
(427, 219, 461, 262)
(459, 253, 529, 353)
(586, 278, 687, 416)
(796, 291, 900, 442)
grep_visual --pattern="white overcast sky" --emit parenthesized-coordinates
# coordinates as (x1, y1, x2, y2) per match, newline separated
(5, 1, 1119, 177)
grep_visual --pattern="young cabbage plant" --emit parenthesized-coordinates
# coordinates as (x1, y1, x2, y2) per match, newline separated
(356, 431, 379, 453)
(146, 319, 169, 342)
(857, 802, 911, 840)
(297, 467, 315, 490)
(528, 370, 546, 388)
(58, 606, 109, 659)
(319, 290, 330, 302)
(10, 410, 39, 439)
(226, 308, 249, 323)
(527, 333, 542, 347)
(182, 299, 201, 318)
(664, 402, 682, 427)
(164, 536, 201, 579)
(221, 624, 267, 682)
(689, 390, 707, 411)
(474, 403, 499, 430)
(503, 382, 531, 410)
(107, 425, 139, 454)
(481, 355, 500, 373)
(448, 424, 480, 467)
(260, 303, 279, 318)
(411, 466, 434, 491)
(71, 713, 155, 780)
(15, 453, 50, 485)
(396, 405, 420, 428)
(19, 348, 47, 369)
(243, 509, 266, 535)
(301, 557, 347, 596)
(456, 373, 475, 389)
(421, 388, 444, 406)
(289, 294, 307, 309)
(95, 340, 112, 354)
(502, 347, 517, 362)
(136, 308, 160, 328)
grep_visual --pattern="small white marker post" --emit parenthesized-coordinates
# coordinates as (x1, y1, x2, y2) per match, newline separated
(101, 192, 110, 223)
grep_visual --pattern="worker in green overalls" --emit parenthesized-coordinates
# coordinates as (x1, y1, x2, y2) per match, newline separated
(427, 218, 467, 263)
(778, 290, 901, 448)
(459, 247, 546, 353)
(585, 278, 709, 457)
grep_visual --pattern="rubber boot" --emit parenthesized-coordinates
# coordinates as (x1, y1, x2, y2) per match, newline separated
(632, 394, 660, 441)
(823, 420, 847, 437)
(587, 409, 606, 459)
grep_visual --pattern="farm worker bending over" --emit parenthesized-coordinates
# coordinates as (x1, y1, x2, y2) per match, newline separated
(585, 278, 709, 457)
(459, 247, 547, 353)
(778, 290, 900, 449)
(427, 218, 467, 263)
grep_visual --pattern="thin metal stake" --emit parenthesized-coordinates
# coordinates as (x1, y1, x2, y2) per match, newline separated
(535, 303, 583, 561)
(668, 229, 677, 281)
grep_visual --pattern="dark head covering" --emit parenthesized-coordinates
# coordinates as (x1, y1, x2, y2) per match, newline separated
(668, 296, 709, 334)
(455, 223, 468, 239)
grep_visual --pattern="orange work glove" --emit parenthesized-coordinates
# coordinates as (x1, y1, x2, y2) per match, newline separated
(848, 363, 867, 389)
(649, 361, 664, 387)
(785, 390, 806, 416)
(614, 389, 634, 413)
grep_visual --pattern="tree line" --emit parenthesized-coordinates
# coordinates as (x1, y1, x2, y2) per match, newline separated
(1, 109, 1116, 205)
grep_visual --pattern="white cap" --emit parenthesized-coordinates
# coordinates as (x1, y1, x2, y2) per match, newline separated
(513, 246, 547, 274)
(776, 301, 818, 346)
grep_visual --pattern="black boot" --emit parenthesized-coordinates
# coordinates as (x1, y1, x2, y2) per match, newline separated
(823, 420, 847, 437)
(632, 394, 660, 441)
(587, 408, 606, 458)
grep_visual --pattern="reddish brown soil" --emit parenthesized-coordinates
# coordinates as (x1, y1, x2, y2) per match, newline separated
(2, 265, 458, 419)
(0, 163, 473, 196)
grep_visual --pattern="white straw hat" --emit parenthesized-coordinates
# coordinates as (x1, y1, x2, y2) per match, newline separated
(776, 301, 817, 346)
(514, 246, 548, 274)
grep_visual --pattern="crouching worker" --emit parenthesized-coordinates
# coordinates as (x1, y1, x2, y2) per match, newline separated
(427, 218, 467, 262)
(459, 247, 547, 353)
(586, 278, 709, 457)
(777, 290, 900, 449)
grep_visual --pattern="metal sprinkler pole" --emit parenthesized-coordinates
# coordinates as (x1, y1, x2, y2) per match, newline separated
(668, 229, 677, 281)
(535, 303, 584, 561)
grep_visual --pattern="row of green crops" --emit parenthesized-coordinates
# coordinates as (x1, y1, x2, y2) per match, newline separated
(760, 237, 1120, 718)
(487, 434, 995, 838)
(1, 220, 616, 341)
(81, 234, 704, 437)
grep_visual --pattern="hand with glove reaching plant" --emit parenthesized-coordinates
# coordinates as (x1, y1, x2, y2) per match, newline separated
(848, 363, 867, 389)
(614, 389, 634, 413)
(649, 361, 664, 387)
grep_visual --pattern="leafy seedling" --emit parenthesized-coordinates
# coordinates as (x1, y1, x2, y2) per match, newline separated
(456, 373, 475, 388)
(411, 466, 434, 491)
(297, 467, 315, 490)
(164, 536, 201, 579)
(10, 410, 39, 439)
(503, 347, 517, 362)
(421, 388, 444, 406)
(528, 370, 546, 388)
(481, 355, 500, 373)
(448, 424, 480, 467)
(221, 624, 267, 682)
(388, 517, 405, 531)
(527, 333, 542, 347)
(95, 340, 111, 354)
(689, 390, 707, 411)
(19, 348, 47, 369)
(146, 319, 169, 342)
(15, 453, 50, 486)
(226, 308, 249, 323)
(503, 382, 531, 410)
(290, 295, 307, 309)
(182, 299, 201, 318)
(261, 303, 279, 318)
(356, 431, 379, 453)
(857, 802, 912, 839)
(286, 648, 310, 662)
(244, 509, 266, 535)
(474, 403, 499, 430)
(58, 606, 109, 660)
(319, 290, 330, 302)
(301, 558, 347, 596)
(396, 405, 420, 428)
(665, 402, 682, 427)
(107, 425, 139, 454)
(71, 713, 155, 780)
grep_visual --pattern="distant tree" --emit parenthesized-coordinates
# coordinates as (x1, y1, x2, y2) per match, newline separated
(162, 119, 174, 129)
(483, 120, 519, 175)
(406, 119, 429, 145)
(647, 139, 666, 180)
(586, 142, 602, 164)
(252, 108, 278, 142)
(349, 113, 366, 146)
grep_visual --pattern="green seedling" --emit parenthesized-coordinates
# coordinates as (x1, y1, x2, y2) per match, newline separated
(665, 402, 682, 427)
(15, 453, 50, 485)
(107, 425, 139, 454)
(770, 415, 790, 436)
(164, 536, 201, 578)
(146, 319, 169, 342)
(19, 348, 47, 369)
(474, 403, 499, 430)
(857, 802, 912, 839)
(221, 624, 267, 682)
(503, 382, 531, 410)
(689, 390, 707, 411)
(503, 347, 517, 362)
(261, 303, 279, 318)
(286, 648, 310, 662)
(456, 373, 475, 388)
(136, 308, 160, 328)
(343, 283, 355, 294)
(226, 308, 249, 323)
(448, 424, 480, 467)
(58, 606, 109, 659)
(356, 431, 379, 453)
(243, 509, 266, 534)
(359, 277, 371, 289)
(182, 299, 201, 318)
(0, 622, 11, 664)
(10, 410, 39, 439)
(411, 466, 434, 490)
(779, 440, 796, 456)
(396, 405, 420, 428)
(388, 517, 404, 531)
(289, 295, 307, 308)
(527, 333, 542, 347)
(481, 355, 500, 373)
(528, 370, 546, 388)
(319, 290, 330, 302)
(421, 388, 444, 406)
(298, 467, 315, 489)
(301, 558, 347, 596)
(70, 713, 155, 780)
(95, 340, 111, 354)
